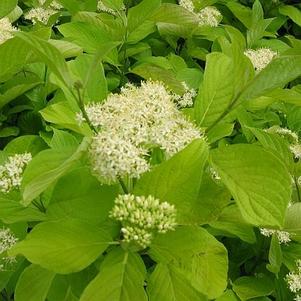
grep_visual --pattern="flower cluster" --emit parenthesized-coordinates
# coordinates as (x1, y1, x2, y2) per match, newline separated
(244, 48, 277, 71)
(110, 194, 177, 248)
(179, 1, 222, 27)
(286, 260, 301, 300)
(0, 17, 17, 45)
(25, 0, 62, 25)
(84, 81, 202, 183)
(97, 0, 120, 15)
(260, 228, 291, 244)
(265, 126, 301, 159)
(0, 153, 32, 193)
(173, 82, 197, 108)
(198, 6, 222, 27)
(0, 228, 18, 271)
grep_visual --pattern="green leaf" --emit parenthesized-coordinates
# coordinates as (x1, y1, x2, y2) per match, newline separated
(210, 204, 256, 244)
(15, 32, 72, 89)
(47, 167, 118, 223)
(0, 0, 17, 18)
(248, 127, 293, 168)
(0, 197, 46, 224)
(238, 56, 301, 107)
(150, 3, 198, 37)
(0, 38, 33, 82)
(210, 144, 292, 227)
(215, 290, 240, 301)
(284, 203, 301, 242)
(4, 135, 47, 155)
(131, 63, 185, 94)
(148, 264, 208, 301)
(0, 76, 42, 110)
(21, 138, 90, 205)
(194, 174, 231, 225)
(232, 275, 274, 301)
(149, 226, 228, 299)
(68, 54, 108, 103)
(194, 52, 233, 127)
(80, 248, 147, 301)
(15, 264, 55, 301)
(134, 139, 208, 224)
(10, 219, 111, 274)
(40, 102, 92, 136)
(267, 235, 283, 275)
(279, 5, 301, 27)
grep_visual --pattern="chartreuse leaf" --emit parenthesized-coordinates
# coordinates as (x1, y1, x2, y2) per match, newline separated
(0, 38, 33, 82)
(248, 127, 293, 168)
(232, 275, 274, 301)
(134, 139, 208, 224)
(267, 235, 282, 275)
(284, 203, 301, 242)
(210, 144, 292, 227)
(194, 51, 251, 129)
(210, 204, 256, 244)
(47, 167, 118, 223)
(40, 102, 92, 136)
(194, 52, 233, 127)
(238, 56, 301, 107)
(148, 264, 208, 301)
(9, 219, 111, 274)
(279, 5, 301, 27)
(0, 0, 17, 18)
(150, 3, 198, 37)
(15, 264, 55, 301)
(149, 226, 228, 299)
(14, 32, 72, 89)
(4, 135, 47, 155)
(0, 197, 46, 224)
(21, 138, 90, 206)
(215, 290, 240, 301)
(80, 248, 147, 301)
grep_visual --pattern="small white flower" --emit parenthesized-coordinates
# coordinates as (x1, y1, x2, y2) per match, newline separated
(0, 17, 17, 45)
(179, 0, 195, 13)
(197, 6, 222, 27)
(173, 82, 197, 108)
(97, 0, 121, 15)
(0, 153, 32, 193)
(260, 228, 291, 244)
(110, 194, 177, 248)
(0, 228, 17, 254)
(83, 81, 203, 183)
(287, 260, 301, 295)
(25, 6, 58, 25)
(244, 48, 277, 71)
(290, 144, 301, 159)
(295, 295, 301, 301)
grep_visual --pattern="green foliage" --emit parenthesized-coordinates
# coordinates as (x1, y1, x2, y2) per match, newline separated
(0, 0, 301, 300)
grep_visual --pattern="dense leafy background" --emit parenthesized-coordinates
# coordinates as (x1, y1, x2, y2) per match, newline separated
(1, 0, 301, 300)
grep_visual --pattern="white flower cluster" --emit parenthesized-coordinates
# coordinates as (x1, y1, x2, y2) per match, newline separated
(0, 17, 17, 45)
(179, 1, 222, 27)
(287, 260, 301, 300)
(0, 228, 18, 271)
(25, 1, 62, 25)
(198, 6, 222, 27)
(244, 48, 277, 71)
(84, 81, 202, 183)
(260, 228, 291, 244)
(173, 82, 197, 108)
(265, 126, 301, 159)
(110, 194, 177, 248)
(97, 0, 118, 15)
(0, 153, 32, 193)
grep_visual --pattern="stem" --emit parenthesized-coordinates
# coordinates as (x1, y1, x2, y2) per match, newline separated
(118, 177, 129, 194)
(75, 85, 98, 134)
(294, 176, 301, 202)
